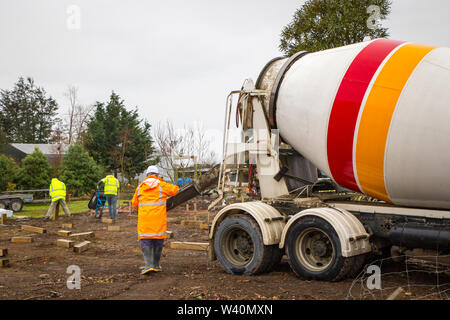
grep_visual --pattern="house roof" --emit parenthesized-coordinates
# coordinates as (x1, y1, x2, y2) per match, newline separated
(9, 143, 67, 155)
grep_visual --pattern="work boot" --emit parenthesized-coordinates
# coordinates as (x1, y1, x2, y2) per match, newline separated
(141, 246, 154, 275)
(151, 247, 163, 272)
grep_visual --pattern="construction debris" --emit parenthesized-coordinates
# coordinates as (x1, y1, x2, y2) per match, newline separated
(73, 241, 91, 253)
(61, 223, 73, 229)
(108, 225, 121, 232)
(21, 225, 46, 234)
(169, 241, 209, 251)
(56, 239, 74, 248)
(11, 236, 33, 243)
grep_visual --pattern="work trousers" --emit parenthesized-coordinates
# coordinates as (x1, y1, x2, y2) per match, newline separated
(45, 199, 71, 218)
(106, 194, 118, 219)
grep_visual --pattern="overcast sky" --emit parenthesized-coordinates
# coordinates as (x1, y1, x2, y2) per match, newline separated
(1, 0, 449, 155)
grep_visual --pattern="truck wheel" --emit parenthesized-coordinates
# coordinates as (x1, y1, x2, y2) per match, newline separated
(0, 201, 6, 210)
(285, 216, 358, 281)
(10, 199, 23, 212)
(214, 214, 279, 275)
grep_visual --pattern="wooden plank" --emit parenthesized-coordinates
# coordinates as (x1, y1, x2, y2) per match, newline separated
(73, 241, 91, 253)
(1, 259, 9, 267)
(58, 230, 72, 237)
(166, 231, 173, 239)
(199, 223, 209, 230)
(69, 232, 95, 240)
(21, 225, 47, 234)
(56, 239, 74, 248)
(0, 248, 7, 257)
(107, 225, 121, 232)
(169, 241, 209, 251)
(181, 220, 201, 226)
(1, 213, 7, 224)
(11, 236, 33, 243)
(101, 217, 115, 224)
(61, 223, 73, 229)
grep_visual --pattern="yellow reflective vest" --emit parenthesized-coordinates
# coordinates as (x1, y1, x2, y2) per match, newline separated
(49, 178, 66, 202)
(102, 175, 119, 195)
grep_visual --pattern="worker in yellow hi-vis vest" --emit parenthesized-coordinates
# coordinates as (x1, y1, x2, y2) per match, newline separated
(44, 178, 71, 220)
(101, 174, 120, 221)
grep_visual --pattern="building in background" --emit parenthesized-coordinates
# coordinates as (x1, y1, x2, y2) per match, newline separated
(2, 143, 67, 167)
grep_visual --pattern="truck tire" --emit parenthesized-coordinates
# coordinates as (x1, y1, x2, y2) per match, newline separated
(10, 199, 23, 212)
(214, 214, 280, 275)
(0, 200, 6, 210)
(285, 216, 361, 281)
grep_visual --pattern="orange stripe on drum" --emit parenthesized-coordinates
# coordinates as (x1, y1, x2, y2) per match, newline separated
(355, 43, 437, 203)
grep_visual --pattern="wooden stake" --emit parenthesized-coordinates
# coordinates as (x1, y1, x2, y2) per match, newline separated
(56, 239, 74, 248)
(11, 236, 33, 243)
(54, 202, 60, 221)
(58, 230, 72, 237)
(169, 241, 209, 251)
(21, 225, 47, 234)
(73, 241, 91, 253)
(101, 217, 115, 224)
(1, 213, 7, 225)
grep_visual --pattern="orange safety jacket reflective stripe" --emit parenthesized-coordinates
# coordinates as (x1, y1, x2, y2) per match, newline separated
(131, 175, 179, 240)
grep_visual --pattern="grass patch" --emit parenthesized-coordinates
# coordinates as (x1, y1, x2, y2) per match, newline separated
(13, 200, 90, 218)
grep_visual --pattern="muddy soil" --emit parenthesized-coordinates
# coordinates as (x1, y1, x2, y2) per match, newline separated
(0, 205, 448, 300)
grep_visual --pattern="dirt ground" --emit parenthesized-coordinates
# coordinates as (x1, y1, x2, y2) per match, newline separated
(0, 202, 448, 300)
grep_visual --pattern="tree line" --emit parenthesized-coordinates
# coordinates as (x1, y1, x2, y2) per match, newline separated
(0, 78, 156, 195)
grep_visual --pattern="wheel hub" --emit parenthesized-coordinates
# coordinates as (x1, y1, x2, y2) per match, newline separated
(311, 239, 329, 257)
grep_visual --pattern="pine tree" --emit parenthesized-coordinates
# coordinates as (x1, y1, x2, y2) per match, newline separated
(0, 77, 59, 143)
(84, 92, 155, 182)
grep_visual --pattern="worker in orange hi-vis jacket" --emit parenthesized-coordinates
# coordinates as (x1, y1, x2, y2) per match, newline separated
(132, 165, 179, 275)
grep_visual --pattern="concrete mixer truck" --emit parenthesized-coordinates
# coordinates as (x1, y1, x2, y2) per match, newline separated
(167, 38, 450, 281)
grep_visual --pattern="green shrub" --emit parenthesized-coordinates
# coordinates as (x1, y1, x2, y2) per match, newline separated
(0, 154, 19, 191)
(59, 144, 104, 197)
(15, 147, 52, 190)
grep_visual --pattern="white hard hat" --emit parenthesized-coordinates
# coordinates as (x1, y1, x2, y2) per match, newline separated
(146, 165, 159, 176)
